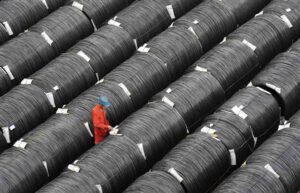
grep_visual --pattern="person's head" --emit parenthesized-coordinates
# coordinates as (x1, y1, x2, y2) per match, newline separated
(99, 96, 111, 107)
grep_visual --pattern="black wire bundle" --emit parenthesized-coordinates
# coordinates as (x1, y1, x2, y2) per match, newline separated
(0, 0, 66, 45)
(0, 0, 200, 148)
(200, 111, 255, 165)
(124, 86, 280, 193)
(151, 71, 225, 127)
(37, 135, 147, 193)
(29, 6, 93, 55)
(186, 39, 259, 96)
(252, 41, 300, 118)
(263, 0, 300, 39)
(213, 165, 286, 193)
(227, 13, 293, 65)
(152, 133, 230, 193)
(90, 0, 254, 124)
(65, 0, 134, 29)
(217, 86, 281, 144)
(123, 170, 185, 193)
(213, 128, 300, 193)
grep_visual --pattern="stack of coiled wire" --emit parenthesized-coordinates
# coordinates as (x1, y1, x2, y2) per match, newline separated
(0, 0, 66, 45)
(0, 0, 200, 152)
(0, 0, 137, 95)
(252, 38, 300, 118)
(213, 127, 300, 193)
(124, 86, 280, 193)
(0, 0, 270, 192)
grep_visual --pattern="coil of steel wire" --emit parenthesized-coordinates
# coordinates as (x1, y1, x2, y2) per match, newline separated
(252, 42, 300, 118)
(0, 0, 202, 149)
(123, 170, 185, 193)
(213, 128, 300, 193)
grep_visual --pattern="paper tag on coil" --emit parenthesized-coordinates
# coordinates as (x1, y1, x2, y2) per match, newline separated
(232, 106, 248, 119)
(3, 21, 13, 36)
(56, 108, 68, 114)
(166, 88, 172, 93)
(229, 149, 237, 166)
(108, 19, 121, 27)
(84, 122, 94, 137)
(68, 164, 80, 172)
(95, 185, 103, 193)
(41, 32, 53, 46)
(266, 83, 281, 94)
(77, 51, 90, 62)
(168, 168, 183, 182)
(2, 127, 10, 143)
(21, 79, 33, 85)
(72, 1, 84, 11)
(201, 126, 216, 135)
(195, 66, 208, 72)
(242, 39, 256, 51)
(137, 143, 146, 160)
(45, 92, 56, 108)
(280, 15, 293, 28)
(166, 5, 175, 19)
(255, 11, 263, 17)
(3, 65, 15, 80)
(41, 0, 49, 9)
(138, 44, 150, 53)
(264, 164, 280, 178)
(43, 161, 50, 177)
(162, 96, 175, 107)
(118, 83, 131, 96)
(13, 139, 27, 149)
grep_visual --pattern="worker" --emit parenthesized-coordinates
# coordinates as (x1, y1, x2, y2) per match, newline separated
(92, 96, 113, 144)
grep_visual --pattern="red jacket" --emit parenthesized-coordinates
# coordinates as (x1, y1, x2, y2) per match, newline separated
(92, 104, 110, 144)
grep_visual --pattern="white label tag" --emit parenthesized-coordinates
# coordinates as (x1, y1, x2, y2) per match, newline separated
(118, 83, 131, 96)
(265, 164, 280, 178)
(43, 161, 50, 177)
(168, 168, 183, 182)
(232, 105, 248, 119)
(188, 27, 197, 37)
(137, 143, 146, 160)
(3, 65, 14, 80)
(41, 0, 49, 9)
(220, 37, 227, 44)
(280, 15, 293, 28)
(108, 19, 121, 27)
(77, 51, 90, 62)
(255, 11, 264, 17)
(193, 20, 199, 24)
(95, 185, 103, 193)
(45, 92, 56, 108)
(137, 44, 150, 53)
(166, 5, 175, 19)
(266, 83, 281, 94)
(9, 125, 15, 130)
(56, 108, 68, 114)
(162, 96, 175, 107)
(83, 122, 94, 137)
(41, 32, 53, 46)
(242, 39, 256, 51)
(195, 66, 208, 72)
(21, 79, 33, 85)
(257, 87, 271, 95)
(201, 126, 216, 135)
(229, 149, 237, 166)
(13, 139, 27, 149)
(68, 164, 80, 172)
(166, 88, 172, 93)
(286, 8, 291, 12)
(2, 127, 10, 143)
(3, 21, 13, 36)
(72, 1, 84, 11)
(247, 82, 253, 87)
(53, 85, 59, 91)
(278, 122, 290, 131)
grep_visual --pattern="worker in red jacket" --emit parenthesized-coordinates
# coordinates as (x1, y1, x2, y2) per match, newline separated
(92, 96, 113, 144)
